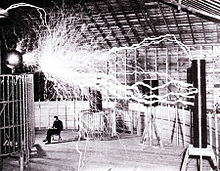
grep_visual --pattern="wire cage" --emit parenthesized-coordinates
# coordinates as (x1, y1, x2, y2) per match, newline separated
(0, 74, 35, 166)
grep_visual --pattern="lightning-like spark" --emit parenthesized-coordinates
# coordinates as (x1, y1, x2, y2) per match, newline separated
(75, 128, 89, 171)
(5, 3, 50, 33)
(6, 3, 198, 170)
(109, 34, 192, 60)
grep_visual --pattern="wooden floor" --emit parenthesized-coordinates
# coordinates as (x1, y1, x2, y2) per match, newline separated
(2, 130, 214, 171)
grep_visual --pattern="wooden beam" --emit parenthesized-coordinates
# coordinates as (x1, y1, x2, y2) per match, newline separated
(79, 17, 103, 48)
(137, 0, 158, 36)
(200, 0, 220, 14)
(201, 19, 207, 44)
(158, 2, 171, 34)
(216, 24, 220, 43)
(116, 0, 141, 43)
(171, 8, 183, 42)
(81, 3, 112, 48)
(104, 0, 131, 46)
(158, 0, 220, 22)
(128, 0, 150, 38)
(186, 12, 196, 44)
(93, 2, 122, 47)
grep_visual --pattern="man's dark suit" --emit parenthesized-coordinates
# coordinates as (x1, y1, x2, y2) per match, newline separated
(46, 119, 63, 143)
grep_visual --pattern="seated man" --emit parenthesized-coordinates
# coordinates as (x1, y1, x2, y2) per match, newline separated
(43, 116, 63, 144)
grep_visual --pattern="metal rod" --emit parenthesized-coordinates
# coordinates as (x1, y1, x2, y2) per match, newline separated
(25, 75, 30, 164)
(22, 75, 27, 163)
(11, 76, 15, 152)
(197, 57, 203, 171)
(3, 76, 6, 154)
(19, 76, 23, 157)
(6, 76, 10, 154)
(15, 76, 19, 153)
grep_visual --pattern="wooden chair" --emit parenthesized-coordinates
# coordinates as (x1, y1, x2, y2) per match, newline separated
(52, 132, 62, 142)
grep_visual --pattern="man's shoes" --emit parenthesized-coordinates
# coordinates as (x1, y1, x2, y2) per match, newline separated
(43, 139, 47, 142)
(45, 142, 51, 144)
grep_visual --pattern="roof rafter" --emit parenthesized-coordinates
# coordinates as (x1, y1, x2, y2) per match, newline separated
(104, 0, 131, 46)
(216, 24, 220, 43)
(93, 1, 122, 47)
(137, 0, 158, 36)
(158, 0, 220, 22)
(201, 19, 207, 44)
(77, 10, 103, 48)
(128, 0, 150, 38)
(186, 12, 196, 44)
(116, 0, 141, 43)
(81, 2, 112, 48)
(171, 8, 183, 42)
(157, 2, 171, 34)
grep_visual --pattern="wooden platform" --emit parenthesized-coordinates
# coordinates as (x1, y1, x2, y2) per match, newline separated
(2, 130, 214, 171)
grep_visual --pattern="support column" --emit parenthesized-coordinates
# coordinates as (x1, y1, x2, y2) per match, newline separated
(191, 59, 207, 148)
(181, 58, 218, 171)
(111, 110, 117, 137)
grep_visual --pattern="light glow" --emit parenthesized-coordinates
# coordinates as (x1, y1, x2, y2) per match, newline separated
(18, 5, 196, 106)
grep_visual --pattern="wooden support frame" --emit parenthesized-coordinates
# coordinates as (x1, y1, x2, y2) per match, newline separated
(140, 108, 163, 147)
(180, 144, 218, 171)
(171, 106, 184, 146)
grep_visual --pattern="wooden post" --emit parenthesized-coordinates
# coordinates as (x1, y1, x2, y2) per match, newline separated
(215, 114, 219, 166)
(175, 106, 179, 146)
(191, 59, 207, 148)
(155, 48, 158, 72)
(208, 113, 212, 147)
(182, 106, 186, 147)
(149, 107, 152, 146)
(0, 157, 3, 171)
(65, 100, 67, 129)
(20, 143, 24, 171)
(137, 102, 141, 136)
(111, 110, 117, 137)
(167, 104, 171, 140)
(134, 49, 137, 83)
